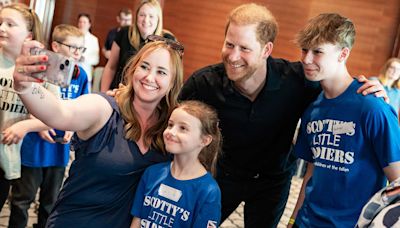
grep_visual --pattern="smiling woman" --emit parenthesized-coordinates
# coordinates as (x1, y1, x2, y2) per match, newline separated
(378, 58, 400, 117)
(12, 38, 184, 228)
(100, 0, 176, 92)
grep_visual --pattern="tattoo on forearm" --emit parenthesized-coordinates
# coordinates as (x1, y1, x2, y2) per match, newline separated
(32, 85, 45, 99)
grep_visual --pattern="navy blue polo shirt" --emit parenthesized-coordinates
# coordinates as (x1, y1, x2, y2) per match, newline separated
(46, 94, 171, 228)
(179, 57, 321, 176)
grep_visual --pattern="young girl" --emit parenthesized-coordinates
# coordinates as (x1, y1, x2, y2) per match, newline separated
(0, 3, 58, 212)
(130, 100, 222, 228)
(378, 58, 400, 119)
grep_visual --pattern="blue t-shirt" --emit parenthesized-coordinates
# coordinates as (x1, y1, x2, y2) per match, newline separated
(46, 94, 171, 228)
(295, 79, 400, 227)
(20, 66, 89, 167)
(384, 85, 400, 114)
(131, 162, 221, 228)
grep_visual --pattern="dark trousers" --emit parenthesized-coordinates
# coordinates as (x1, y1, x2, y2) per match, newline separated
(0, 168, 11, 213)
(216, 164, 293, 228)
(9, 165, 65, 228)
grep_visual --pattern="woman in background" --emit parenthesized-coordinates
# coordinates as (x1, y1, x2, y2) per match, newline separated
(378, 58, 400, 120)
(77, 13, 100, 89)
(100, 0, 175, 92)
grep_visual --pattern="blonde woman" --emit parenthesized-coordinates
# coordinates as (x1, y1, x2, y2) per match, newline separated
(101, 0, 175, 92)
(378, 58, 400, 118)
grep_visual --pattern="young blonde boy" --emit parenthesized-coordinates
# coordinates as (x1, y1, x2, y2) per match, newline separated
(51, 24, 89, 100)
(289, 13, 400, 228)
(9, 24, 89, 228)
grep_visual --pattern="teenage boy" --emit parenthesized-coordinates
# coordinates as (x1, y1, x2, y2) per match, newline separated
(289, 13, 400, 227)
(9, 24, 89, 228)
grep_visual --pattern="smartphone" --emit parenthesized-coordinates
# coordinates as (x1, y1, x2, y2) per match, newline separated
(52, 130, 65, 143)
(52, 135, 65, 143)
(30, 47, 78, 88)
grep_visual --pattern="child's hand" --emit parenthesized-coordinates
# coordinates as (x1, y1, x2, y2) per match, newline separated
(39, 129, 56, 143)
(62, 131, 74, 144)
(1, 124, 28, 145)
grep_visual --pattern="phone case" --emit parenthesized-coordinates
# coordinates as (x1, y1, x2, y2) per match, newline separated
(30, 47, 76, 88)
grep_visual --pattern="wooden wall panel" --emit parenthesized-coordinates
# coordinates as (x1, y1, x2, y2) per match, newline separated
(257, 0, 312, 63)
(306, 0, 400, 76)
(394, 23, 400, 57)
(163, 0, 241, 79)
(50, 0, 400, 79)
(163, 0, 400, 79)
(19, 0, 30, 5)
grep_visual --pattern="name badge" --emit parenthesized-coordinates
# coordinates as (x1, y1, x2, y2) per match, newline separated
(158, 184, 182, 202)
(332, 122, 354, 135)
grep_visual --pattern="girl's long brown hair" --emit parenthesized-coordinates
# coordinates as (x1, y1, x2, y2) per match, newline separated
(177, 100, 222, 176)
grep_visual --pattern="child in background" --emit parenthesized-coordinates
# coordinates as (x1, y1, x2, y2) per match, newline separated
(51, 24, 89, 100)
(0, 3, 60, 213)
(130, 100, 222, 228)
(378, 58, 400, 120)
(9, 24, 89, 228)
(289, 13, 400, 228)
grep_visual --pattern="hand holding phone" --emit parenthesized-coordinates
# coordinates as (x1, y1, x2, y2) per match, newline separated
(29, 47, 78, 88)
(52, 135, 65, 143)
(51, 130, 66, 143)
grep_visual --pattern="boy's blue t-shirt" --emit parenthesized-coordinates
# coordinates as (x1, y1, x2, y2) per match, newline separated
(21, 66, 89, 167)
(131, 161, 221, 228)
(295, 79, 400, 227)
